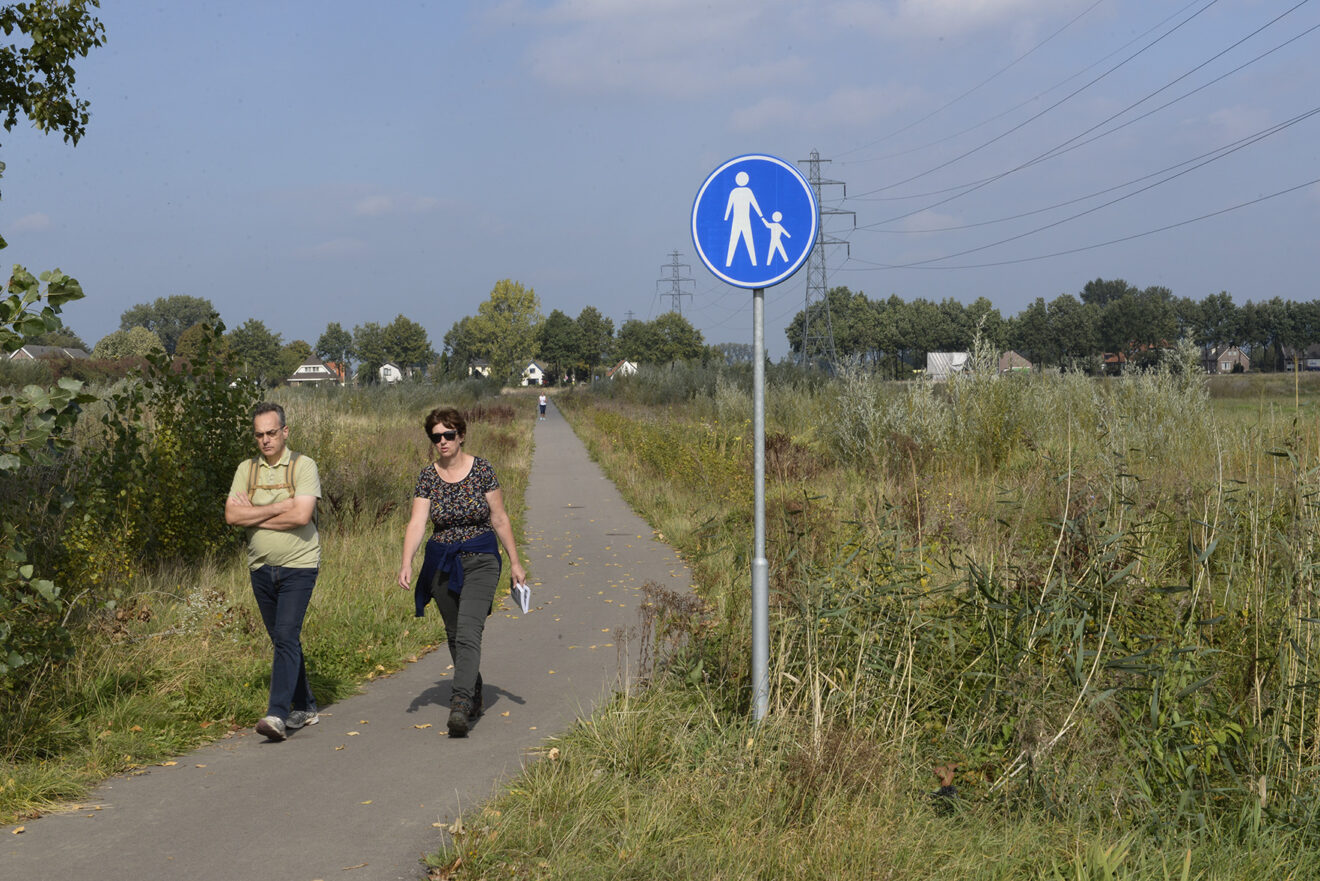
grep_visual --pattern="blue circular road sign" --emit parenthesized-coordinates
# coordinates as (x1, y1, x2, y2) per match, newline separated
(691, 154, 818, 289)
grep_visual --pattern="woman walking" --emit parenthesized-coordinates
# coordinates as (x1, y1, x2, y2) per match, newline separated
(397, 407, 526, 736)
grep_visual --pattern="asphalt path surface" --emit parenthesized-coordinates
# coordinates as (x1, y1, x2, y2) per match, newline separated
(2, 397, 691, 880)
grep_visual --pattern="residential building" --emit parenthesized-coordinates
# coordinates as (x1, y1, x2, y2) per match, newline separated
(286, 357, 344, 386)
(9, 345, 90, 361)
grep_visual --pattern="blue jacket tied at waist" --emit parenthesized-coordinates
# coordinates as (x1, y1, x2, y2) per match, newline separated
(414, 531, 500, 617)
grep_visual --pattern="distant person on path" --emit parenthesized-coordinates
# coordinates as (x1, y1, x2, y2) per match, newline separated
(397, 407, 527, 737)
(225, 402, 322, 742)
(724, 170, 763, 267)
(538, 393, 548, 420)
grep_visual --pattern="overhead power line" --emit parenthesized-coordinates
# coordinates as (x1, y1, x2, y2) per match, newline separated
(836, 0, 1110, 161)
(840, 175, 1320, 272)
(862, 103, 1320, 238)
(848, 0, 1224, 200)
(842, 0, 1205, 169)
(857, 0, 1319, 230)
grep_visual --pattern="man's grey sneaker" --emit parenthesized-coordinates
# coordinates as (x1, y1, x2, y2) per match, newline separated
(255, 715, 287, 741)
(286, 709, 319, 730)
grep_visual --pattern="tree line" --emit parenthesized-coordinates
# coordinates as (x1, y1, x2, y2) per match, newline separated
(788, 279, 1320, 375)
(36, 278, 1314, 389)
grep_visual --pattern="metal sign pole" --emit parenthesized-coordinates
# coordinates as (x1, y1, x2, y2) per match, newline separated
(690, 154, 817, 725)
(752, 287, 769, 722)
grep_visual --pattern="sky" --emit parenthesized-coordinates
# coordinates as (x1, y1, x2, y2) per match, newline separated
(2, 0, 1318, 361)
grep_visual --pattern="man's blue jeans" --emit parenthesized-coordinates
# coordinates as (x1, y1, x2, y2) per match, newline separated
(249, 565, 318, 720)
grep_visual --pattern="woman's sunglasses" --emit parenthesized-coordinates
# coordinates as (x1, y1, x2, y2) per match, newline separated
(430, 430, 459, 443)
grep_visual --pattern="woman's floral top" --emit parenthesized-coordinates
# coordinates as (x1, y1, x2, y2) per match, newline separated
(414, 456, 501, 544)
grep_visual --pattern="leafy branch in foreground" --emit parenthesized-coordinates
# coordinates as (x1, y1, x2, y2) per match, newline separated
(1, 265, 91, 685)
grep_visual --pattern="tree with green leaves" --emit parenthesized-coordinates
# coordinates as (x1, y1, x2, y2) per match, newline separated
(1048, 294, 1101, 370)
(119, 295, 217, 355)
(352, 321, 390, 383)
(469, 279, 542, 382)
(92, 325, 164, 359)
(0, 0, 104, 688)
(227, 318, 283, 386)
(537, 309, 582, 383)
(21, 325, 86, 350)
(574, 306, 614, 371)
(0, 268, 90, 683)
(712, 342, 754, 365)
(315, 321, 353, 371)
(442, 316, 480, 378)
(617, 312, 704, 364)
(384, 314, 434, 373)
(176, 320, 230, 364)
(277, 339, 313, 382)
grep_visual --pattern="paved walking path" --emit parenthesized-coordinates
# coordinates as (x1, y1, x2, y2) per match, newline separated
(1, 398, 690, 881)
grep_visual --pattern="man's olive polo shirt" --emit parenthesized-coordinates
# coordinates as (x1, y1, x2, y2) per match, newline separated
(227, 448, 322, 570)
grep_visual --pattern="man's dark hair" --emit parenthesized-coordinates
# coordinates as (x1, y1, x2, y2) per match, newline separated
(253, 402, 286, 427)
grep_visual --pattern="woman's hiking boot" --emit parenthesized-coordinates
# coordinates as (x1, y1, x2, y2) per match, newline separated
(448, 697, 473, 738)
(470, 675, 484, 721)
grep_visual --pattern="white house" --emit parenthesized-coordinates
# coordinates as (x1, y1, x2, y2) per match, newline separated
(286, 357, 343, 386)
(468, 359, 491, 378)
(521, 361, 545, 386)
(606, 359, 638, 379)
(379, 361, 404, 384)
(926, 352, 969, 382)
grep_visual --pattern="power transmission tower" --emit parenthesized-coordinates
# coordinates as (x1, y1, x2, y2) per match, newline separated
(656, 250, 694, 316)
(797, 150, 854, 370)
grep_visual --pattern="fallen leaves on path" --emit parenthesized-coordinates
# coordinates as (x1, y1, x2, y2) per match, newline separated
(414, 723, 432, 729)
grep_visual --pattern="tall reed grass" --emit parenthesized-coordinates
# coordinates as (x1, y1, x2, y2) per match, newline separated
(455, 364, 1320, 877)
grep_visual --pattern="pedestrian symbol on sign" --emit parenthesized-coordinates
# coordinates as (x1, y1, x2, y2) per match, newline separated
(692, 154, 817, 289)
(724, 171, 763, 267)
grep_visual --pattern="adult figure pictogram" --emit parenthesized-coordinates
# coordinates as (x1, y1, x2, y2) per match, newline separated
(724, 171, 764, 267)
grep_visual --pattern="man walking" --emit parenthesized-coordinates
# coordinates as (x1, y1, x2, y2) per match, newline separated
(225, 402, 322, 741)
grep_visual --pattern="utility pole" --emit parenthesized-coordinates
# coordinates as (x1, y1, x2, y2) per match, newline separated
(656, 250, 694, 316)
(797, 150, 853, 370)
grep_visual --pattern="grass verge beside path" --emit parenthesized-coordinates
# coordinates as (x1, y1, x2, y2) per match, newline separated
(425, 373, 1320, 881)
(0, 389, 531, 824)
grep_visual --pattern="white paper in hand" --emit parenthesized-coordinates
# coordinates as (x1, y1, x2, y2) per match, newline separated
(511, 581, 531, 614)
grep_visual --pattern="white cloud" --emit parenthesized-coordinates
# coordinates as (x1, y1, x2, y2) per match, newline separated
(829, 0, 1086, 40)
(7, 212, 52, 233)
(502, 0, 809, 98)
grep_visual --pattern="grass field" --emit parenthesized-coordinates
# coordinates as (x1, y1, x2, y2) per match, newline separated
(424, 366, 1320, 880)
(10, 366, 1320, 879)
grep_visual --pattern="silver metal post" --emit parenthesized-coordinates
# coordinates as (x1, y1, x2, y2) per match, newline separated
(752, 287, 769, 721)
